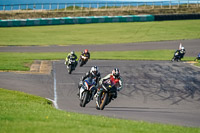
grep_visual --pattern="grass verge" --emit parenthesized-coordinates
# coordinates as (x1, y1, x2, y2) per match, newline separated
(0, 52, 66, 71)
(0, 20, 200, 46)
(0, 88, 199, 133)
(0, 50, 197, 71)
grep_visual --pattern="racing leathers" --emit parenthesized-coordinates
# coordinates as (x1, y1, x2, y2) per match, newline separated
(79, 51, 90, 65)
(96, 74, 123, 99)
(80, 51, 90, 60)
(78, 70, 101, 96)
(174, 49, 186, 60)
(65, 53, 78, 67)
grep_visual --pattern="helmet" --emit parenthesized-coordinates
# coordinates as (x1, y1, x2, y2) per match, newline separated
(71, 51, 75, 55)
(112, 68, 120, 79)
(90, 66, 99, 76)
(84, 49, 89, 54)
(181, 47, 185, 50)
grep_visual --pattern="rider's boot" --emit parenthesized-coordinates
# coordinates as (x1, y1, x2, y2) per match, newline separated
(95, 89, 101, 109)
(90, 89, 97, 100)
(96, 88, 103, 100)
(113, 91, 117, 99)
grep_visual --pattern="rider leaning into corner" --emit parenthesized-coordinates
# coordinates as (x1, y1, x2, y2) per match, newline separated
(65, 51, 78, 67)
(175, 46, 186, 59)
(80, 49, 90, 60)
(96, 68, 123, 100)
(77, 66, 101, 96)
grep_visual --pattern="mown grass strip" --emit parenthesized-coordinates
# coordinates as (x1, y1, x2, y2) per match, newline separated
(0, 52, 66, 71)
(0, 50, 197, 71)
(0, 88, 199, 133)
(0, 20, 200, 46)
(91, 50, 194, 60)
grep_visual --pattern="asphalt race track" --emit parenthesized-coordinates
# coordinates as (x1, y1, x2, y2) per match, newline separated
(0, 40, 200, 127)
(1, 39, 200, 57)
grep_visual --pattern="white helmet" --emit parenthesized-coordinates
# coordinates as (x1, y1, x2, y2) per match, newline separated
(181, 47, 185, 50)
(112, 68, 120, 79)
(90, 66, 99, 76)
(71, 51, 75, 55)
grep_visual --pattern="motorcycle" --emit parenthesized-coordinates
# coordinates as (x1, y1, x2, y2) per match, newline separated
(171, 51, 181, 62)
(79, 77, 97, 107)
(96, 80, 117, 110)
(79, 55, 89, 67)
(67, 57, 76, 74)
(194, 54, 200, 62)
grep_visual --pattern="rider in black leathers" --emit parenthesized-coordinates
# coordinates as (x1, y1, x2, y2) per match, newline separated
(77, 66, 101, 96)
(79, 49, 90, 66)
(173, 47, 186, 61)
(80, 49, 90, 60)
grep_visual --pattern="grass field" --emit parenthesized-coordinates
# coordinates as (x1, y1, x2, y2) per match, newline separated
(0, 50, 196, 71)
(0, 20, 200, 46)
(0, 88, 199, 133)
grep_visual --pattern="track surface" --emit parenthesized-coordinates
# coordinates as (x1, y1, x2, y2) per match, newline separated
(1, 39, 200, 56)
(0, 40, 200, 127)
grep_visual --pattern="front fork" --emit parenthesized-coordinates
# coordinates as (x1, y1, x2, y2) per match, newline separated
(80, 87, 95, 101)
(79, 87, 85, 99)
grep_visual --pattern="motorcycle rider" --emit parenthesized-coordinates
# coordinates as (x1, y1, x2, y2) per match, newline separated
(96, 68, 123, 100)
(195, 53, 200, 61)
(81, 49, 90, 59)
(77, 66, 101, 97)
(65, 51, 78, 67)
(179, 47, 186, 59)
(79, 49, 90, 63)
(174, 47, 186, 60)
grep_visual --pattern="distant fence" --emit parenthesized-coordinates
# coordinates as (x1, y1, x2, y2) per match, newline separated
(0, 15, 154, 27)
(1, 14, 200, 27)
(0, 14, 200, 27)
(0, 1, 200, 11)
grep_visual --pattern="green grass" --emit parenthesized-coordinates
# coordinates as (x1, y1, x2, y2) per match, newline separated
(195, 61, 200, 67)
(0, 20, 200, 46)
(0, 88, 199, 133)
(91, 50, 194, 60)
(0, 50, 197, 71)
(0, 52, 66, 71)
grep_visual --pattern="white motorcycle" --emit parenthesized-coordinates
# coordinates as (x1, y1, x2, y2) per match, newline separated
(79, 77, 97, 107)
(67, 57, 76, 74)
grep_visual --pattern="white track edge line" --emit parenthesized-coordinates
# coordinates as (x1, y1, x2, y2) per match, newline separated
(53, 62, 59, 109)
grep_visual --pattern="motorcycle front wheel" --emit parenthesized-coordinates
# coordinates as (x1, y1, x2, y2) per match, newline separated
(68, 65, 72, 74)
(80, 91, 89, 107)
(80, 60, 84, 67)
(99, 92, 108, 110)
